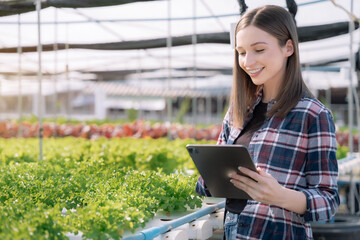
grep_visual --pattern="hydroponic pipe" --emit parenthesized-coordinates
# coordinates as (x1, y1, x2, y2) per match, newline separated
(123, 200, 225, 240)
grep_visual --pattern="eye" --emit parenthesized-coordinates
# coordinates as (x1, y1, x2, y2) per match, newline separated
(255, 49, 264, 53)
(238, 51, 246, 56)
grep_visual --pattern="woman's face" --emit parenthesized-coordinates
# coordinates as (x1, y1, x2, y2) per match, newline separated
(236, 25, 293, 100)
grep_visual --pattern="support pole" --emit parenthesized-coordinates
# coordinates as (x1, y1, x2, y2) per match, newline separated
(348, 84, 353, 153)
(192, 0, 197, 132)
(17, 14, 23, 138)
(137, 50, 143, 120)
(36, 0, 43, 161)
(192, 97, 197, 125)
(66, 23, 71, 121)
(166, 0, 172, 139)
(53, 7, 58, 136)
(206, 96, 211, 124)
(217, 95, 222, 121)
(349, 0, 356, 214)
(0, 79, 1, 120)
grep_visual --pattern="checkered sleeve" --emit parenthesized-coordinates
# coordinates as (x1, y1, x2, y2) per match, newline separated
(195, 175, 212, 197)
(216, 106, 231, 145)
(300, 109, 340, 222)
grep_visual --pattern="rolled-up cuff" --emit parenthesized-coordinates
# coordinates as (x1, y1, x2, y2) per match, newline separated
(195, 176, 212, 197)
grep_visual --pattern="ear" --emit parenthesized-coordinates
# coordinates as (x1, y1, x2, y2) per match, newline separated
(284, 39, 294, 57)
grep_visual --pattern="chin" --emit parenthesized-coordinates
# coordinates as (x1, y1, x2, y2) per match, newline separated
(250, 79, 265, 86)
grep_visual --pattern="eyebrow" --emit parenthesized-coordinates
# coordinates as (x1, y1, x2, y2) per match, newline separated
(236, 41, 268, 50)
(251, 41, 268, 46)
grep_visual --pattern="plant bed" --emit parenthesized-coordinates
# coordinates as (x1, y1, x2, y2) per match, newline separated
(0, 137, 210, 239)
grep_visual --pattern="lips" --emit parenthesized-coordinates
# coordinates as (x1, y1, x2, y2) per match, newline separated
(246, 67, 264, 76)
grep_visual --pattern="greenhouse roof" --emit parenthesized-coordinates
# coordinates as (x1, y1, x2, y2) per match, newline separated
(0, 0, 359, 85)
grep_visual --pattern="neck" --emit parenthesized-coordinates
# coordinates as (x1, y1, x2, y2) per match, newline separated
(262, 85, 278, 103)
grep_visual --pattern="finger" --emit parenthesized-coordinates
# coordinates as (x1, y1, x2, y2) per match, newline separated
(231, 179, 258, 199)
(238, 167, 260, 182)
(230, 172, 256, 183)
(230, 178, 247, 191)
(232, 174, 259, 191)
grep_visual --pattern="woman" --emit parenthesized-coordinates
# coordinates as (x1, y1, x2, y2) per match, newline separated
(196, 5, 339, 240)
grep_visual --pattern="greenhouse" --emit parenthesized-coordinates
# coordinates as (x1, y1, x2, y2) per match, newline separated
(0, 0, 360, 239)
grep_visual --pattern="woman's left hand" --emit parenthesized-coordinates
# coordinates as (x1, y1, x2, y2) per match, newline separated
(230, 167, 285, 206)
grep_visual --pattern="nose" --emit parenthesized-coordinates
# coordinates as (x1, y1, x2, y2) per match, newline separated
(241, 52, 255, 68)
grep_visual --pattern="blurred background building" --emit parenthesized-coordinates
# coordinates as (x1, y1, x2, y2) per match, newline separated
(0, 0, 359, 125)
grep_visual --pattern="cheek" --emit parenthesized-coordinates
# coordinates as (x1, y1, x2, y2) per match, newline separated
(238, 57, 245, 69)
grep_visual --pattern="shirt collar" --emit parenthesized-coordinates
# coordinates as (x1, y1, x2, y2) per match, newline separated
(248, 86, 277, 114)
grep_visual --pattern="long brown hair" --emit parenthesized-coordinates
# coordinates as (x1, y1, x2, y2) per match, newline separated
(231, 5, 311, 127)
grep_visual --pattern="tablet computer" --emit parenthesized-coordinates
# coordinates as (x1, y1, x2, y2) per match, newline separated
(186, 144, 257, 199)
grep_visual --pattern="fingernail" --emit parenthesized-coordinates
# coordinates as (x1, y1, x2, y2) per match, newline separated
(238, 167, 243, 171)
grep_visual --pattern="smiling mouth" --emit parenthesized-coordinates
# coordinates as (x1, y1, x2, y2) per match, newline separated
(247, 68, 264, 75)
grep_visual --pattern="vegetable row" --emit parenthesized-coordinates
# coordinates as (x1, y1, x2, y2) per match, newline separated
(0, 120, 355, 152)
(0, 120, 221, 140)
(0, 137, 212, 240)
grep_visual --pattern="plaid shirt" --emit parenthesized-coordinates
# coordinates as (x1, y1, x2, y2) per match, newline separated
(196, 91, 339, 240)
